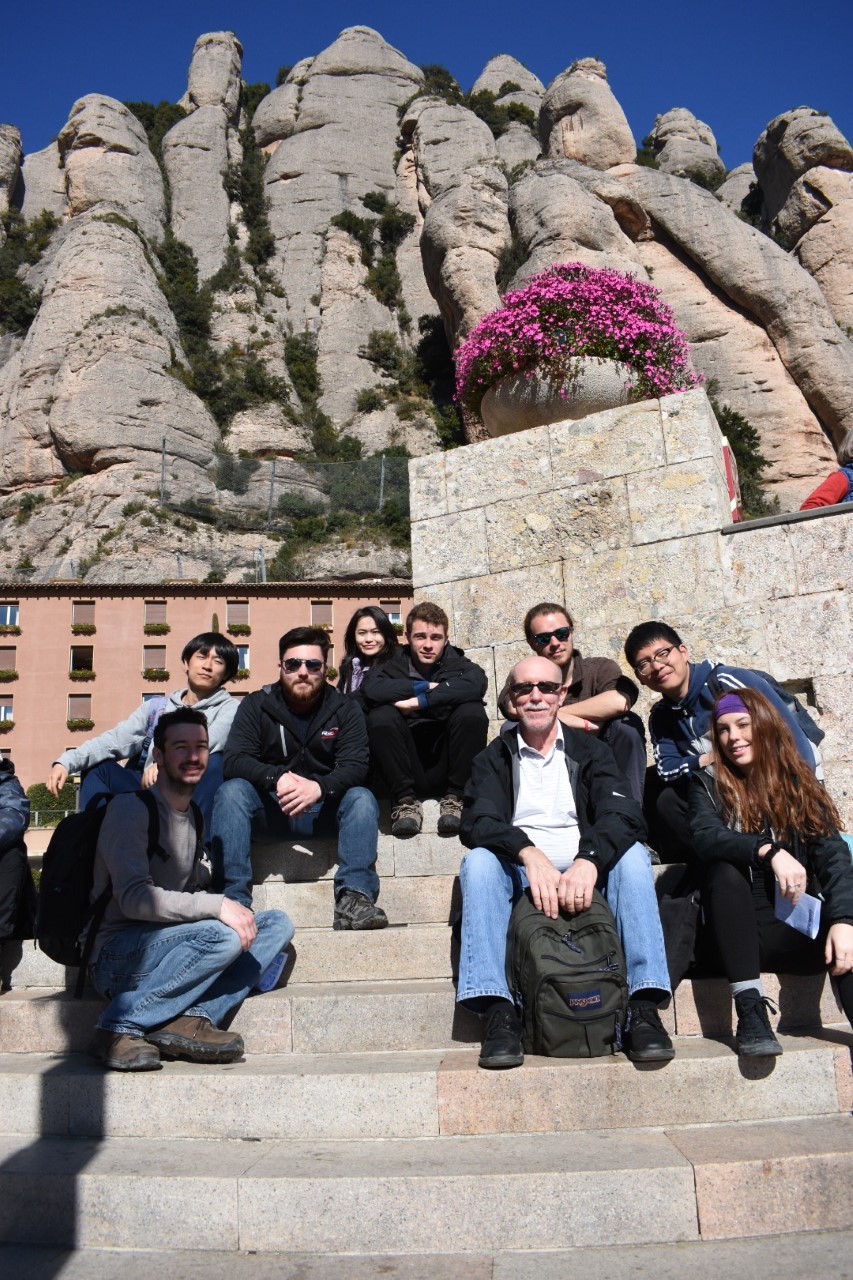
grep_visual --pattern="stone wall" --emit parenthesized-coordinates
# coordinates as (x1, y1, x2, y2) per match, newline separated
(409, 388, 853, 825)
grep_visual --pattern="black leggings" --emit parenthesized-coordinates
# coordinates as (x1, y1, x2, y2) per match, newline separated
(702, 859, 853, 1025)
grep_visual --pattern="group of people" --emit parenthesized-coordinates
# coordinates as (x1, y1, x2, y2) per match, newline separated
(22, 597, 852, 1074)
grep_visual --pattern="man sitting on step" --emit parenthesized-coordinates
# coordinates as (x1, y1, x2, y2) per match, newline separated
(498, 602, 647, 804)
(457, 655, 674, 1070)
(88, 707, 293, 1072)
(211, 627, 388, 931)
(362, 601, 489, 838)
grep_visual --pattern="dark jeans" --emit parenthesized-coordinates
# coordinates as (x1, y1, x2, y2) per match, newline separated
(598, 713, 646, 805)
(80, 753, 225, 832)
(367, 701, 488, 804)
(702, 858, 853, 1024)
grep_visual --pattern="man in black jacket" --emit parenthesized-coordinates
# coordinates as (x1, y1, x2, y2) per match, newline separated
(211, 627, 387, 931)
(362, 602, 488, 837)
(458, 655, 673, 1069)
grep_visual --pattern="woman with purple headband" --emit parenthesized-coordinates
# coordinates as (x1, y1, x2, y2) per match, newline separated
(688, 688, 853, 1057)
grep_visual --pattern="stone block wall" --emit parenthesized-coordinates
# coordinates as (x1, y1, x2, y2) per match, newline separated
(409, 389, 853, 825)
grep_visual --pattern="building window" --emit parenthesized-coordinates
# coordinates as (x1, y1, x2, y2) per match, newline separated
(143, 645, 167, 669)
(236, 645, 250, 670)
(142, 692, 164, 704)
(144, 600, 167, 625)
(311, 600, 333, 627)
(72, 600, 95, 626)
(68, 694, 92, 720)
(0, 696, 13, 722)
(0, 647, 16, 671)
(380, 600, 402, 625)
(226, 600, 250, 635)
(70, 645, 94, 673)
(0, 603, 19, 627)
(0, 749, 10, 761)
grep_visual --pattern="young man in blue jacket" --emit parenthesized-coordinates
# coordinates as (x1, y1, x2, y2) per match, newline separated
(624, 621, 820, 860)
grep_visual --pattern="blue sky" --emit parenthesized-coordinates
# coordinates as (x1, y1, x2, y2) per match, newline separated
(2, 0, 851, 170)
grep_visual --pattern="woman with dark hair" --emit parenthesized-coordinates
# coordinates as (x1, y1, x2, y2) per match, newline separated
(46, 631, 240, 827)
(337, 606, 398, 703)
(689, 688, 853, 1057)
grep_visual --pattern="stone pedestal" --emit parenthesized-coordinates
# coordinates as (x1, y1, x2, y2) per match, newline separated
(409, 388, 853, 824)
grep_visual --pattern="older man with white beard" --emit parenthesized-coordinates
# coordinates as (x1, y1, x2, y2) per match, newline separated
(457, 655, 673, 1070)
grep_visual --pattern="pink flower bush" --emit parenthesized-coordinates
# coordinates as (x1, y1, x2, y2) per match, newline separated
(454, 262, 701, 421)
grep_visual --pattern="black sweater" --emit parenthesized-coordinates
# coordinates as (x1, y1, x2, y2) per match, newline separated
(223, 681, 369, 802)
(361, 642, 487, 719)
(460, 726, 646, 874)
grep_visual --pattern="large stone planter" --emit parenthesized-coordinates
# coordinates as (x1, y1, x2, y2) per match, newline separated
(479, 359, 633, 437)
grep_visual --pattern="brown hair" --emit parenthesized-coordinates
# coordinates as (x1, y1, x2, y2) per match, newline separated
(406, 602, 449, 634)
(711, 687, 840, 840)
(523, 602, 574, 644)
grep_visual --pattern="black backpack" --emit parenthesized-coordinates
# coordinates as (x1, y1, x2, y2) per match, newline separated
(36, 791, 201, 997)
(506, 888, 628, 1057)
(709, 665, 824, 747)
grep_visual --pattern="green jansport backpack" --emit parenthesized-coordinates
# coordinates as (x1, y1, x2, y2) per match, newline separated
(506, 888, 628, 1057)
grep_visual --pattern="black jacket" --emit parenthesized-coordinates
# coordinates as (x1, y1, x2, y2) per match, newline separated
(688, 772, 853, 924)
(460, 726, 646, 874)
(361, 642, 487, 720)
(223, 681, 369, 802)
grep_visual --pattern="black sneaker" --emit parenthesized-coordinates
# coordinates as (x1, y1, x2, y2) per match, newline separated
(478, 1003, 524, 1070)
(437, 794, 464, 836)
(334, 889, 389, 931)
(625, 1001, 675, 1062)
(391, 797, 423, 838)
(734, 990, 783, 1057)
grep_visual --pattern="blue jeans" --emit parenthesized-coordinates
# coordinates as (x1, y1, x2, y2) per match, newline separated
(90, 909, 293, 1036)
(456, 842, 671, 1006)
(80, 753, 225, 832)
(210, 778, 380, 907)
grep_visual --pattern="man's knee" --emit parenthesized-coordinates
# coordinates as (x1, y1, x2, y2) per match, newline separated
(213, 777, 261, 818)
(337, 785, 379, 822)
(460, 846, 504, 894)
(448, 701, 488, 728)
(367, 704, 405, 733)
(607, 841, 654, 888)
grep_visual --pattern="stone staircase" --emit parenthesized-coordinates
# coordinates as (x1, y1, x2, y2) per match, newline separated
(1, 800, 851, 1273)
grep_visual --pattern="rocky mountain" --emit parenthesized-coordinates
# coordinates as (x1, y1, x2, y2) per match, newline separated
(1, 27, 851, 583)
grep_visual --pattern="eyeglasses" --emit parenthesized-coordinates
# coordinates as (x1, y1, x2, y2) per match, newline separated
(531, 626, 572, 648)
(633, 646, 677, 676)
(510, 680, 562, 696)
(281, 658, 325, 673)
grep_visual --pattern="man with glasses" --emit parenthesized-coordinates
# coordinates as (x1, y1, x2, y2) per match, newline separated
(210, 627, 387, 931)
(458, 654, 673, 1069)
(624, 621, 818, 861)
(499, 603, 646, 803)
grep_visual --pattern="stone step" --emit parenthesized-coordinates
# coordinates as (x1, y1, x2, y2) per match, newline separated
(253, 874, 460, 927)
(1, 1118, 851, 1253)
(0, 1032, 849, 1142)
(0, 972, 845, 1057)
(4, 1231, 853, 1279)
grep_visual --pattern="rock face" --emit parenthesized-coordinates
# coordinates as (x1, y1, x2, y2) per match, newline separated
(3, 26, 853, 582)
(540, 59, 635, 170)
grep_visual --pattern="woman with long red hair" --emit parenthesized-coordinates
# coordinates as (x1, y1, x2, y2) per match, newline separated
(689, 687, 853, 1057)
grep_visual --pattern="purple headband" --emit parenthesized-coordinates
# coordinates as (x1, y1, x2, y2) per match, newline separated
(714, 693, 748, 719)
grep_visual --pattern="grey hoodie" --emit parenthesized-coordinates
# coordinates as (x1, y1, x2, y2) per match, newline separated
(55, 686, 238, 773)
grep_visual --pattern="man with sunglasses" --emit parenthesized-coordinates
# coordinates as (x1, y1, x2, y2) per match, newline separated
(498, 603, 646, 803)
(624, 621, 819, 861)
(458, 655, 673, 1069)
(210, 627, 387, 931)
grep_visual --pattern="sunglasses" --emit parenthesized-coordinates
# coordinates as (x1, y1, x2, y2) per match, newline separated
(530, 626, 572, 647)
(281, 658, 325, 673)
(510, 680, 562, 696)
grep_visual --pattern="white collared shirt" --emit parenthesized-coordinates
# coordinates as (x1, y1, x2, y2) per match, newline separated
(512, 726, 580, 871)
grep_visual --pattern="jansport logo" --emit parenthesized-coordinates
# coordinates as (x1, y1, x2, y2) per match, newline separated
(566, 989, 602, 1012)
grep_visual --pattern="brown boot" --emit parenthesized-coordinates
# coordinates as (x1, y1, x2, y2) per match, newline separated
(89, 1029, 162, 1072)
(146, 1015, 245, 1063)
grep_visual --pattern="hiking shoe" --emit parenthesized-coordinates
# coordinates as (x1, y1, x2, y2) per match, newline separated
(625, 1002, 675, 1062)
(478, 1003, 524, 1070)
(89, 1029, 162, 1072)
(437, 794, 464, 836)
(146, 1015, 245, 1063)
(734, 990, 783, 1057)
(334, 889, 389, 931)
(391, 797, 423, 838)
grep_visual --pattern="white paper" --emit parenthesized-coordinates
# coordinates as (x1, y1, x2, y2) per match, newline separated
(774, 885, 822, 939)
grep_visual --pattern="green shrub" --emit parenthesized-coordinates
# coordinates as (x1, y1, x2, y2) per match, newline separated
(276, 491, 324, 520)
(330, 211, 377, 266)
(214, 448, 261, 494)
(27, 780, 77, 824)
(356, 387, 385, 413)
(0, 209, 59, 334)
(284, 332, 321, 406)
(275, 66, 293, 87)
(125, 100, 187, 162)
(242, 81, 271, 124)
(708, 390, 779, 519)
(498, 80, 522, 96)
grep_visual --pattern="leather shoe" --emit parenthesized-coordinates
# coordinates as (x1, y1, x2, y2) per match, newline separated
(89, 1029, 162, 1072)
(478, 1003, 524, 1070)
(146, 1015, 244, 1063)
(625, 1002, 675, 1062)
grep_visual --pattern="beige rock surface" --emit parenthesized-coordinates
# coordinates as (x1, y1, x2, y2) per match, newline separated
(252, 82, 300, 150)
(716, 162, 755, 215)
(794, 197, 853, 332)
(753, 107, 853, 223)
(179, 32, 243, 117)
(162, 105, 232, 280)
(540, 59, 635, 170)
(57, 95, 165, 244)
(650, 108, 726, 187)
(496, 122, 541, 173)
(20, 143, 67, 221)
(411, 103, 498, 200)
(0, 125, 22, 216)
(774, 165, 853, 248)
(470, 56, 545, 99)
